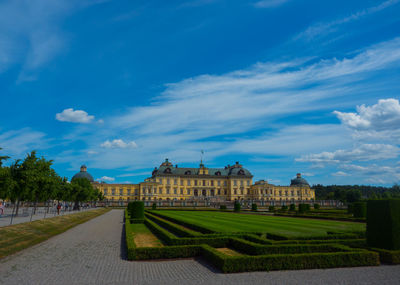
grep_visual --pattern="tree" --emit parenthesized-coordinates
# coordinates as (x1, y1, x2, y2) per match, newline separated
(346, 189, 362, 203)
(70, 178, 98, 210)
(0, 147, 10, 167)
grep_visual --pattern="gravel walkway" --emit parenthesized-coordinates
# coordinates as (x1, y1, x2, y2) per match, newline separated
(0, 209, 399, 285)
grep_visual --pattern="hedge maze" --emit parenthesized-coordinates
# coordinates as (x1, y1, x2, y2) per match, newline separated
(124, 206, 400, 273)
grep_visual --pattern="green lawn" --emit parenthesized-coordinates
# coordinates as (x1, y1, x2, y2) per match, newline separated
(152, 210, 365, 237)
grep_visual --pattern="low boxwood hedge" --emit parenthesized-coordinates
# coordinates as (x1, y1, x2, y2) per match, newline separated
(145, 212, 200, 237)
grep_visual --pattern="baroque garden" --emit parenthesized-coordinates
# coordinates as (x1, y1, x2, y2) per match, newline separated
(1, 152, 399, 276)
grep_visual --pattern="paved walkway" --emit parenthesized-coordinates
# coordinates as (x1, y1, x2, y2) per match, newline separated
(0, 209, 399, 285)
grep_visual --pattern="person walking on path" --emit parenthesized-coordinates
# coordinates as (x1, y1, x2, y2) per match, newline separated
(0, 202, 4, 216)
(57, 203, 61, 215)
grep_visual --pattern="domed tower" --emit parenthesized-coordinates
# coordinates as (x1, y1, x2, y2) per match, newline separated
(71, 165, 94, 182)
(290, 173, 309, 187)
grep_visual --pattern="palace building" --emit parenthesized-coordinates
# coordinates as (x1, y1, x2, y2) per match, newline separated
(74, 159, 315, 203)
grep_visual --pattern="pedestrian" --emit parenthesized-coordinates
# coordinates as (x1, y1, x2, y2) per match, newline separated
(0, 201, 4, 216)
(57, 203, 61, 215)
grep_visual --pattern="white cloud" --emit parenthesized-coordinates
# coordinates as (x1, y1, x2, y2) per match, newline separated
(253, 0, 290, 8)
(332, 171, 349, 177)
(334, 98, 400, 134)
(296, 144, 400, 164)
(100, 139, 138, 149)
(56, 108, 95, 123)
(340, 163, 400, 183)
(97, 176, 115, 182)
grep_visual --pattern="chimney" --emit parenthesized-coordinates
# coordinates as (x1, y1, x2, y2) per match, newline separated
(80, 165, 87, 172)
(297, 173, 301, 178)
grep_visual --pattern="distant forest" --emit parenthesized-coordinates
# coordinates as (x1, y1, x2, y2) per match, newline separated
(312, 184, 400, 203)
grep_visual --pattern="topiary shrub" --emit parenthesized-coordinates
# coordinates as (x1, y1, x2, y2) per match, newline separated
(347, 203, 354, 214)
(251, 203, 258, 211)
(281, 205, 288, 211)
(298, 204, 310, 213)
(268, 206, 275, 212)
(220, 205, 227, 211)
(367, 199, 400, 250)
(129, 201, 144, 223)
(152, 203, 157, 210)
(234, 202, 241, 212)
(353, 202, 367, 218)
(314, 203, 320, 210)
(289, 204, 296, 211)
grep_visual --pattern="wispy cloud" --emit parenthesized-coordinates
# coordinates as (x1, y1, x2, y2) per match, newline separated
(96, 176, 115, 182)
(0, 0, 108, 81)
(0, 128, 48, 158)
(55, 37, 400, 177)
(100, 139, 138, 149)
(253, 0, 290, 8)
(294, 0, 400, 42)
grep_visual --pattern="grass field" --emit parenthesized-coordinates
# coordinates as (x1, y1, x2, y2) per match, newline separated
(151, 210, 365, 237)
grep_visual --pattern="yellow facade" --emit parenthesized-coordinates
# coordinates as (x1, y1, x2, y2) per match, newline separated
(93, 159, 314, 202)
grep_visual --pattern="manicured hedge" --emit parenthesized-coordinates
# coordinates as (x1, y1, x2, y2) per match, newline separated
(151, 203, 157, 210)
(289, 204, 296, 211)
(313, 203, 320, 210)
(217, 251, 379, 273)
(353, 202, 367, 218)
(148, 211, 215, 234)
(367, 199, 400, 250)
(370, 248, 400, 264)
(298, 204, 311, 213)
(268, 206, 275, 212)
(128, 245, 202, 260)
(145, 212, 200, 237)
(281, 205, 288, 211)
(128, 201, 145, 223)
(220, 205, 227, 210)
(234, 202, 241, 212)
(228, 238, 351, 255)
(251, 203, 258, 211)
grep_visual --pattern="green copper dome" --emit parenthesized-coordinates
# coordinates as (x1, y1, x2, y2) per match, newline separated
(71, 165, 94, 182)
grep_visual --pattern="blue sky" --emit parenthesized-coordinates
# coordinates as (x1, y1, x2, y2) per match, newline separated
(1, 0, 400, 186)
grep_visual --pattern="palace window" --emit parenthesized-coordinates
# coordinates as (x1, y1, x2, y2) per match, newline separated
(203, 180, 206, 186)
(211, 180, 214, 186)
(112, 188, 116, 195)
(224, 190, 227, 195)
(234, 189, 237, 195)
(285, 191, 288, 196)
(241, 189, 243, 195)
(279, 191, 282, 196)
(174, 179, 178, 185)
(164, 168, 171, 174)
(104, 189, 108, 195)
(187, 180, 191, 186)
(187, 189, 191, 195)
(180, 189, 183, 194)
(166, 178, 170, 185)
(218, 189, 221, 195)
(135, 189, 139, 195)
(127, 189, 131, 195)
(217, 180, 221, 186)
(291, 190, 294, 196)
(159, 188, 163, 194)
(240, 180, 243, 186)
(234, 180, 237, 186)
(215, 171, 221, 176)
(158, 178, 162, 183)
(185, 170, 191, 175)
(180, 180, 183, 186)
(247, 180, 250, 186)
(174, 188, 177, 194)
(224, 181, 227, 186)
(238, 169, 245, 175)
(194, 180, 198, 186)
(166, 189, 170, 194)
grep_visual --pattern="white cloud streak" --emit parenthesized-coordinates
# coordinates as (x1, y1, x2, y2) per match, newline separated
(100, 139, 138, 149)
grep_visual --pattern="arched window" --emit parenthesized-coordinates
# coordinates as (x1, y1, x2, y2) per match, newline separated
(238, 169, 245, 175)
(164, 168, 171, 173)
(215, 171, 221, 176)
(185, 170, 191, 175)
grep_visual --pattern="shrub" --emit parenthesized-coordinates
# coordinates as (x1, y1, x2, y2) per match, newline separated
(152, 203, 157, 210)
(129, 201, 144, 223)
(268, 206, 275, 212)
(353, 202, 367, 218)
(367, 199, 400, 250)
(347, 203, 354, 214)
(220, 205, 227, 211)
(289, 204, 296, 211)
(234, 202, 241, 212)
(298, 204, 310, 213)
(251, 203, 258, 211)
(314, 203, 320, 210)
(281, 205, 288, 211)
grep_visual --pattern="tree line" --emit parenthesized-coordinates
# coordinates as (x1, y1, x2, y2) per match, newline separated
(312, 184, 400, 203)
(0, 148, 104, 215)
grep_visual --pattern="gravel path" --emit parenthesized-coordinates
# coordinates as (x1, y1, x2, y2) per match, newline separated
(0, 209, 399, 285)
